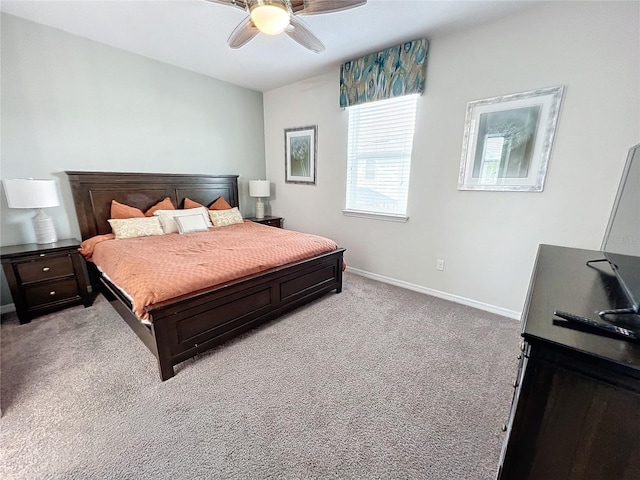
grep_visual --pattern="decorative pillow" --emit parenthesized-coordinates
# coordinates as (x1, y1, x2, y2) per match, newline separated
(183, 196, 232, 210)
(108, 217, 164, 239)
(184, 198, 205, 209)
(210, 196, 232, 210)
(145, 197, 175, 217)
(110, 200, 145, 219)
(110, 197, 175, 219)
(155, 207, 212, 233)
(209, 207, 244, 227)
(175, 214, 210, 234)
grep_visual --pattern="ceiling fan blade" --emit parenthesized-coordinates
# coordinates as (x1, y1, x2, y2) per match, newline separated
(228, 17, 260, 49)
(204, 0, 248, 12)
(291, 0, 367, 15)
(286, 16, 325, 53)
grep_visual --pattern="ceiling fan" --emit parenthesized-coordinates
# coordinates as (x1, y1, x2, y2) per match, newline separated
(206, 0, 367, 53)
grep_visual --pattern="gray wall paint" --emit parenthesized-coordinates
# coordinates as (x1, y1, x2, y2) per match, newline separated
(264, 1, 640, 317)
(1, 13, 266, 306)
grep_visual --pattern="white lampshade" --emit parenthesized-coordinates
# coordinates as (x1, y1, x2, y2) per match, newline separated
(3, 179, 60, 208)
(249, 180, 271, 198)
(3, 179, 60, 244)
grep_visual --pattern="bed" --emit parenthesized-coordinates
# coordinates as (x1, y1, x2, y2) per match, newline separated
(66, 171, 345, 380)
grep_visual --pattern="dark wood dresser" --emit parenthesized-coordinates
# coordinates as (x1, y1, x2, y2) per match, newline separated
(1, 239, 94, 324)
(497, 244, 640, 480)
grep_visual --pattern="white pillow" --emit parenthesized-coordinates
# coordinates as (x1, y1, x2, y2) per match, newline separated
(209, 207, 244, 227)
(175, 214, 210, 234)
(155, 207, 212, 233)
(108, 217, 164, 239)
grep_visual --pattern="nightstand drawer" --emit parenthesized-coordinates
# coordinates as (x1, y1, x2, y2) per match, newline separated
(260, 218, 282, 228)
(16, 255, 74, 284)
(23, 278, 80, 308)
(246, 216, 283, 228)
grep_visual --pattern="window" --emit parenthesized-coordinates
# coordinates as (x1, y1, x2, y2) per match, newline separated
(344, 94, 419, 221)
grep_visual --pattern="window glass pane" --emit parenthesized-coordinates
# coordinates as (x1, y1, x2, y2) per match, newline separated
(345, 95, 418, 217)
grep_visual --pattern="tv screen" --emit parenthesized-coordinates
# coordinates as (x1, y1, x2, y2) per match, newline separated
(601, 143, 640, 314)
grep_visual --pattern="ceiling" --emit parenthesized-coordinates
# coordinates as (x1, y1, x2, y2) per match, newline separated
(0, 0, 536, 92)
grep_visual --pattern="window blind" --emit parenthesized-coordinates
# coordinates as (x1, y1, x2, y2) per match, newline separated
(344, 94, 419, 220)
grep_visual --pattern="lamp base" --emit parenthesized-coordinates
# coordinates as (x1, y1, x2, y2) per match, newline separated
(255, 198, 265, 219)
(32, 209, 58, 244)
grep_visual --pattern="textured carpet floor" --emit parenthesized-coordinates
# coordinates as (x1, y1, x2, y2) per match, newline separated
(1, 272, 521, 479)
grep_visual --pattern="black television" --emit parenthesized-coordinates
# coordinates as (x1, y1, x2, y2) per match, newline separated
(600, 143, 640, 318)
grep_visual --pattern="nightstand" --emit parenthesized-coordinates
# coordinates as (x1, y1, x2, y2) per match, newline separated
(246, 216, 284, 228)
(1, 239, 94, 324)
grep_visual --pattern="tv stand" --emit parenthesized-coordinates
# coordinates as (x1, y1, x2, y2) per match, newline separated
(584, 257, 640, 320)
(497, 244, 640, 480)
(585, 257, 609, 266)
(599, 306, 638, 317)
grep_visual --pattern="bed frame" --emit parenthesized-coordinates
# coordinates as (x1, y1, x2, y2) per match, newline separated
(66, 171, 345, 380)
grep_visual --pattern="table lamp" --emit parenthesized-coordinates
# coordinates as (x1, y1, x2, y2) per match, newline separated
(3, 178, 60, 244)
(249, 180, 270, 219)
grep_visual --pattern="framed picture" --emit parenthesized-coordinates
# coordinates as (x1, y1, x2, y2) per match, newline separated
(458, 86, 565, 192)
(285, 125, 317, 185)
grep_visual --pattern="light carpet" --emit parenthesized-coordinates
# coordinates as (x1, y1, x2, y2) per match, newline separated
(0, 271, 521, 479)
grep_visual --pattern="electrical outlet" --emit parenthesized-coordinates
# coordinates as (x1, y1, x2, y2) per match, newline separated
(436, 259, 445, 271)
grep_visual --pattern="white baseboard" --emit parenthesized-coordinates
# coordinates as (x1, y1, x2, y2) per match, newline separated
(1, 303, 16, 315)
(346, 267, 522, 321)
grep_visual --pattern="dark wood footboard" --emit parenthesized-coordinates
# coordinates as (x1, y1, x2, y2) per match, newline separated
(150, 248, 344, 380)
(97, 248, 344, 380)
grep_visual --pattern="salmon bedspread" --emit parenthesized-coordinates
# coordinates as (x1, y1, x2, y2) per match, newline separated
(82, 221, 339, 321)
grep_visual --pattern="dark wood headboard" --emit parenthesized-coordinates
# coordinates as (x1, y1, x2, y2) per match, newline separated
(66, 171, 239, 240)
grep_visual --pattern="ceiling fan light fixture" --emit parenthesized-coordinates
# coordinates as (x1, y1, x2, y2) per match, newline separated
(250, 1, 290, 35)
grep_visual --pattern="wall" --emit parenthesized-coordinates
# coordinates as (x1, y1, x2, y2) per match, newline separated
(1, 14, 266, 306)
(263, 1, 640, 318)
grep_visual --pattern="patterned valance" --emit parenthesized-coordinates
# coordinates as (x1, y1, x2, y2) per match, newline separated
(339, 39, 429, 108)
